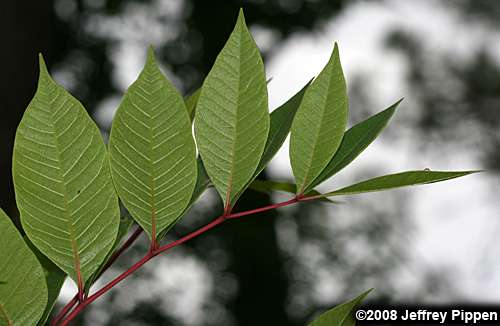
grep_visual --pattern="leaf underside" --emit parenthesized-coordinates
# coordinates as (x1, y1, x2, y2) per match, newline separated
(157, 157, 211, 241)
(85, 212, 134, 294)
(308, 99, 402, 190)
(24, 238, 66, 326)
(230, 80, 311, 204)
(109, 49, 197, 241)
(195, 10, 270, 208)
(290, 43, 348, 194)
(0, 209, 47, 326)
(309, 289, 371, 326)
(13, 56, 120, 284)
(321, 170, 477, 197)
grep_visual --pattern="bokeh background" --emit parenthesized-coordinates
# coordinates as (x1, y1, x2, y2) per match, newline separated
(1, 0, 499, 325)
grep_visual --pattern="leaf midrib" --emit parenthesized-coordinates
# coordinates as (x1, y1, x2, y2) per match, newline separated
(224, 24, 244, 207)
(135, 71, 158, 240)
(0, 303, 13, 326)
(298, 71, 335, 193)
(46, 86, 83, 286)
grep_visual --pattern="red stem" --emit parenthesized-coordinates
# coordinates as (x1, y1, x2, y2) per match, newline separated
(227, 197, 298, 219)
(60, 196, 306, 325)
(50, 296, 78, 326)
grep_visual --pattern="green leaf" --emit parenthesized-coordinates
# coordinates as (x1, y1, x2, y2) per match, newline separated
(317, 170, 478, 198)
(194, 9, 270, 208)
(84, 213, 134, 295)
(12, 55, 120, 286)
(254, 80, 311, 179)
(307, 99, 402, 191)
(290, 43, 348, 194)
(187, 74, 272, 127)
(184, 88, 201, 122)
(157, 158, 211, 241)
(230, 80, 312, 204)
(109, 48, 197, 241)
(0, 209, 48, 326)
(309, 289, 371, 326)
(24, 238, 66, 326)
(249, 180, 336, 203)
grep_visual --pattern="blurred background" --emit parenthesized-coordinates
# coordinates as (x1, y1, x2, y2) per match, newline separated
(1, 0, 499, 325)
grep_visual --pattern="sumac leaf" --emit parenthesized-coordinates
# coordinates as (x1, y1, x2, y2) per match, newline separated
(194, 9, 270, 209)
(0, 209, 48, 326)
(290, 43, 348, 194)
(13, 56, 120, 286)
(318, 170, 478, 198)
(309, 289, 371, 326)
(109, 48, 197, 241)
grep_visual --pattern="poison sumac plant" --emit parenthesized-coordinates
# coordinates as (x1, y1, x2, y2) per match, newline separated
(0, 9, 475, 326)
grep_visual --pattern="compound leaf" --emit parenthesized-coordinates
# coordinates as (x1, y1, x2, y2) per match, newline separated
(0, 209, 47, 326)
(13, 56, 120, 286)
(109, 48, 197, 241)
(194, 9, 270, 208)
(318, 170, 478, 198)
(290, 43, 348, 194)
(309, 289, 371, 326)
(308, 99, 402, 190)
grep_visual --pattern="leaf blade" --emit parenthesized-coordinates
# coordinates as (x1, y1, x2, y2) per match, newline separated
(24, 238, 66, 326)
(308, 99, 402, 190)
(319, 170, 478, 197)
(0, 209, 48, 326)
(290, 43, 348, 194)
(109, 48, 197, 241)
(309, 289, 371, 326)
(157, 157, 211, 241)
(194, 9, 270, 208)
(13, 56, 120, 284)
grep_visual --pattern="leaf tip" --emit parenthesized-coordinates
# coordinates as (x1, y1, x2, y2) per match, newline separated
(327, 42, 343, 69)
(464, 169, 485, 175)
(236, 8, 247, 30)
(38, 53, 50, 79)
(238, 7, 245, 19)
(146, 46, 157, 65)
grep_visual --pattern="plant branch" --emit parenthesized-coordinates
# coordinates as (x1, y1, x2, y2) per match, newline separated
(60, 195, 310, 325)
